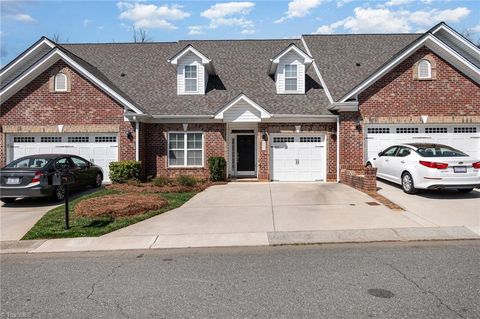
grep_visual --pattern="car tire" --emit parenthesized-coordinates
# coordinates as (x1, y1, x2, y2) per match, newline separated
(1, 198, 16, 204)
(401, 172, 417, 194)
(458, 188, 473, 193)
(53, 185, 66, 202)
(93, 173, 103, 188)
(365, 162, 372, 167)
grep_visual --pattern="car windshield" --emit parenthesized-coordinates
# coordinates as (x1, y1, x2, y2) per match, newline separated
(5, 157, 51, 169)
(415, 145, 468, 157)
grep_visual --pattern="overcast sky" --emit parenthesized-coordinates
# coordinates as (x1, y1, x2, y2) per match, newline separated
(1, 0, 479, 66)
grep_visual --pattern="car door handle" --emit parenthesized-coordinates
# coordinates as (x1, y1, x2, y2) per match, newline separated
(401, 160, 405, 164)
(385, 159, 389, 162)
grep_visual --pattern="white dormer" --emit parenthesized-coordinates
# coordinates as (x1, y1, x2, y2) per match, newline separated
(269, 44, 313, 95)
(168, 45, 215, 95)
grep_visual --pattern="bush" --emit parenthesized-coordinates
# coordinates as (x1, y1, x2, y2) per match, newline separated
(75, 193, 166, 218)
(109, 160, 141, 184)
(208, 157, 226, 181)
(152, 176, 172, 187)
(176, 175, 197, 187)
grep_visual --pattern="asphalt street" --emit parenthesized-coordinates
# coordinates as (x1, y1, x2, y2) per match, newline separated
(1, 241, 479, 318)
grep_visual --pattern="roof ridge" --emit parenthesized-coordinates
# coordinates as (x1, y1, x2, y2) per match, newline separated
(303, 33, 422, 37)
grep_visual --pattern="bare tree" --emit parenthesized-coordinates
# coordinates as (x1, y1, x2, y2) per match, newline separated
(51, 33, 69, 44)
(461, 29, 480, 48)
(132, 26, 152, 43)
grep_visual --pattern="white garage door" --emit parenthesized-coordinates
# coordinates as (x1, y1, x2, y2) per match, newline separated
(6, 133, 118, 181)
(271, 134, 326, 181)
(365, 124, 480, 161)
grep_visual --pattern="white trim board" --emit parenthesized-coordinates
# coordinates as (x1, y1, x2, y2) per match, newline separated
(214, 94, 271, 121)
(0, 48, 144, 115)
(340, 33, 480, 102)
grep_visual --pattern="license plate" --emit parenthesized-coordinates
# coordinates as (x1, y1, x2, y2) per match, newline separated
(6, 177, 20, 184)
(453, 166, 467, 173)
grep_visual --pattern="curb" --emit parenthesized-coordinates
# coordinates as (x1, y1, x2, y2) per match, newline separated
(1, 226, 478, 254)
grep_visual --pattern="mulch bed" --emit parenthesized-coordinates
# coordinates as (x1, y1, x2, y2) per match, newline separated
(105, 181, 227, 194)
(366, 191, 405, 211)
(75, 193, 167, 218)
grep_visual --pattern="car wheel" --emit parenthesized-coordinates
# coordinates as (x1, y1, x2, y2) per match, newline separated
(365, 162, 372, 167)
(93, 173, 103, 188)
(1, 198, 16, 204)
(401, 172, 417, 194)
(458, 188, 473, 193)
(53, 185, 66, 201)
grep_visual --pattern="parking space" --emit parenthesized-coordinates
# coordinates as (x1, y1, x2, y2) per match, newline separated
(377, 180, 480, 234)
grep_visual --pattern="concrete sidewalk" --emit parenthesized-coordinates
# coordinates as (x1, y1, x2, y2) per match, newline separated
(1, 226, 478, 254)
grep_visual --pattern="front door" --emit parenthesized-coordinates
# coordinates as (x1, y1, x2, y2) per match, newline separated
(236, 135, 255, 176)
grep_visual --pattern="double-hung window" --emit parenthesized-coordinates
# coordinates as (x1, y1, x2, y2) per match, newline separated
(184, 65, 197, 92)
(168, 132, 203, 167)
(284, 64, 297, 91)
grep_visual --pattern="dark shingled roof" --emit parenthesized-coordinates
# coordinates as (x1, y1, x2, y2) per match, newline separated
(62, 39, 332, 116)
(303, 33, 422, 101)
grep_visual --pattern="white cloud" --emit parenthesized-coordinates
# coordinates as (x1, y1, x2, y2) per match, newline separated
(83, 19, 93, 27)
(201, 2, 254, 19)
(188, 26, 204, 35)
(117, 2, 190, 30)
(336, 0, 354, 8)
(275, 0, 325, 23)
(315, 6, 471, 34)
(469, 25, 480, 34)
(240, 29, 255, 34)
(198, 2, 256, 34)
(385, 0, 413, 7)
(12, 13, 35, 23)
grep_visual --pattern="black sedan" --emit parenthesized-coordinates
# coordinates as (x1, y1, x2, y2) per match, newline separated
(0, 154, 103, 203)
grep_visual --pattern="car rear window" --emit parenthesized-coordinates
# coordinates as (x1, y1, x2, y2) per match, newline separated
(415, 146, 468, 157)
(5, 157, 51, 168)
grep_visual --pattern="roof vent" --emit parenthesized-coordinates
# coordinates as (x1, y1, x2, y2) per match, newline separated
(120, 72, 126, 77)
(356, 63, 361, 67)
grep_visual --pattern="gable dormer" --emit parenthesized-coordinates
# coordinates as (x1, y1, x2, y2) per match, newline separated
(269, 44, 313, 95)
(168, 45, 215, 95)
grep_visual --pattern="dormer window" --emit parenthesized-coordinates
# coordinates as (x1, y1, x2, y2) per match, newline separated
(268, 43, 313, 95)
(184, 65, 198, 92)
(168, 45, 215, 95)
(284, 64, 297, 92)
(418, 59, 431, 79)
(54, 72, 67, 92)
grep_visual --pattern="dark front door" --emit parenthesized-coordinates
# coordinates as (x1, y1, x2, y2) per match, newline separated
(236, 135, 255, 173)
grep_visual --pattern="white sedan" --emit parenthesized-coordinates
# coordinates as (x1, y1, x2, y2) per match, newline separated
(366, 143, 480, 194)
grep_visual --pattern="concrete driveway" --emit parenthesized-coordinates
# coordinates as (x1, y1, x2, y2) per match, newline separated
(106, 182, 421, 238)
(377, 180, 480, 235)
(0, 188, 100, 241)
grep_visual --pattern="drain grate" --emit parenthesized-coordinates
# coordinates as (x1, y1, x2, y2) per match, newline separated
(365, 201, 380, 206)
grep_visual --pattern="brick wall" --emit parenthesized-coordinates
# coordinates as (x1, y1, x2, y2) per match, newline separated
(340, 46, 480, 168)
(340, 165, 377, 193)
(258, 122, 337, 181)
(143, 123, 226, 179)
(0, 60, 136, 166)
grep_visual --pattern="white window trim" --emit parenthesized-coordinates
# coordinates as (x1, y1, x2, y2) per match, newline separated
(184, 65, 198, 93)
(54, 72, 68, 92)
(167, 131, 204, 168)
(418, 59, 432, 79)
(284, 64, 298, 92)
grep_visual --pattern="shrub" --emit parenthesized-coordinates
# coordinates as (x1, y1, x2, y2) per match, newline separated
(75, 193, 166, 218)
(208, 157, 226, 181)
(152, 176, 172, 187)
(109, 160, 141, 184)
(176, 175, 197, 187)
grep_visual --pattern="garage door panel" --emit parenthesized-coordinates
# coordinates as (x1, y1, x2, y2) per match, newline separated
(366, 125, 480, 162)
(271, 134, 326, 182)
(7, 133, 118, 181)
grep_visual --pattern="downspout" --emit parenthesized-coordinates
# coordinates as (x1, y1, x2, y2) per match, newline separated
(134, 118, 140, 162)
(336, 115, 340, 182)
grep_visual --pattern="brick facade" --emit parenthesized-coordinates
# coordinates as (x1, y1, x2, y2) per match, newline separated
(339, 46, 480, 168)
(142, 123, 226, 179)
(0, 60, 136, 166)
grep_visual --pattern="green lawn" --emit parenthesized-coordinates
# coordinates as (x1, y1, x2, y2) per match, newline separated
(22, 188, 196, 240)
